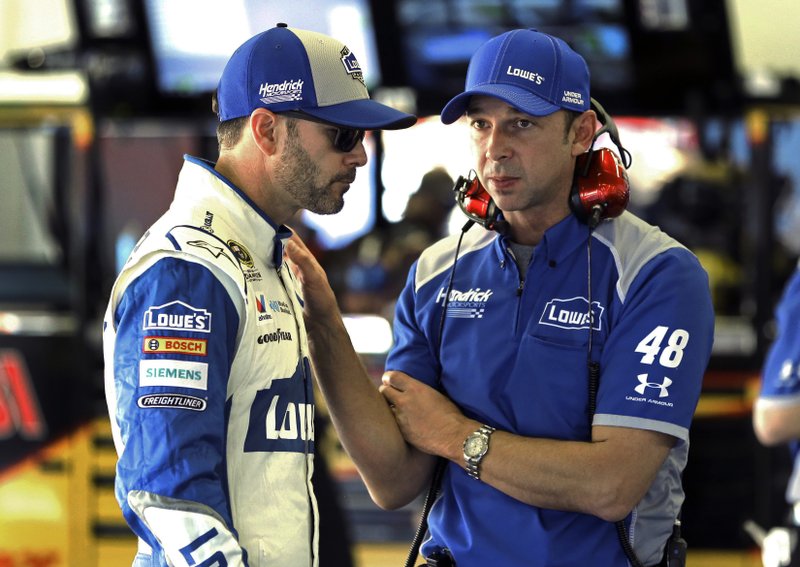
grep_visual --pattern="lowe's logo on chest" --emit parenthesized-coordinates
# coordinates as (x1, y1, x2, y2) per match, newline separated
(539, 297, 603, 331)
(244, 362, 315, 453)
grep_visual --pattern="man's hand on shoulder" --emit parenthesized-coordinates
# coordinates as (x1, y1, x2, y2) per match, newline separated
(284, 232, 341, 328)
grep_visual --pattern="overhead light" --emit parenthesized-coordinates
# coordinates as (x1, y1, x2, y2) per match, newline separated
(743, 68, 782, 98)
(0, 71, 88, 105)
(0, 311, 77, 336)
(342, 314, 394, 355)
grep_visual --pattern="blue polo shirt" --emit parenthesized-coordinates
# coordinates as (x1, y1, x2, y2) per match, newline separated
(759, 265, 800, 502)
(386, 211, 714, 567)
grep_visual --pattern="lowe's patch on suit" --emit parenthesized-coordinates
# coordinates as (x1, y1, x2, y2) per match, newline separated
(143, 336, 208, 356)
(142, 300, 212, 333)
(139, 360, 209, 390)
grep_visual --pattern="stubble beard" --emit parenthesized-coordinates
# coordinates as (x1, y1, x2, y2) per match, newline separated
(276, 125, 347, 216)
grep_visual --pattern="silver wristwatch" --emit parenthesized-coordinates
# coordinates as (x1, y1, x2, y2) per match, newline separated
(462, 424, 496, 480)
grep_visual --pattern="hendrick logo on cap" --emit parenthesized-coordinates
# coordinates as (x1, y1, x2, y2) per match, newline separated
(259, 79, 304, 105)
(340, 47, 365, 86)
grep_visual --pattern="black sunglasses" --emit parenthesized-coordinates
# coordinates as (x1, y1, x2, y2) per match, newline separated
(279, 110, 366, 153)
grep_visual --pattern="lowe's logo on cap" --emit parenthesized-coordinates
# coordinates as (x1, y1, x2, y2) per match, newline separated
(506, 66, 545, 85)
(143, 301, 212, 333)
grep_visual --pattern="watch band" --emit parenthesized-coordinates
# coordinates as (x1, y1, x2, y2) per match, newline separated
(464, 424, 495, 481)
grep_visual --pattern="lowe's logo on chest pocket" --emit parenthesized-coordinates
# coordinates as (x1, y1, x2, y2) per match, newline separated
(539, 297, 604, 331)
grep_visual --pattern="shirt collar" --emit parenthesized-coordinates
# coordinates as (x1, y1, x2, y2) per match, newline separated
(180, 155, 292, 268)
(491, 213, 592, 266)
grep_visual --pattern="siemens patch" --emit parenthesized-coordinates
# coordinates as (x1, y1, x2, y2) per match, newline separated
(143, 336, 208, 356)
(139, 360, 209, 390)
(539, 297, 603, 331)
(138, 393, 207, 411)
(143, 300, 212, 333)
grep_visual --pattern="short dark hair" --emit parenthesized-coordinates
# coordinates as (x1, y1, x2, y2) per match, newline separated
(563, 110, 582, 142)
(212, 90, 248, 151)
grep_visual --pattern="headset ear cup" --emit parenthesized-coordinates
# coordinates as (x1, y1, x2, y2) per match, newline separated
(456, 175, 505, 231)
(570, 99, 631, 227)
(571, 148, 630, 226)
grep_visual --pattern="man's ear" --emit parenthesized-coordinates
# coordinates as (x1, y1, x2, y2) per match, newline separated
(571, 110, 597, 157)
(249, 108, 280, 156)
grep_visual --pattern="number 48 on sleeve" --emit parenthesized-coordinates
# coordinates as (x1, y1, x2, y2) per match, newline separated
(635, 326, 690, 369)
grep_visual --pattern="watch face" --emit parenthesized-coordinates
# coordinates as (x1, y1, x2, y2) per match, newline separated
(465, 435, 487, 458)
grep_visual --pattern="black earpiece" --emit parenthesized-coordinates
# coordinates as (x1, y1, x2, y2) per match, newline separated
(453, 98, 631, 232)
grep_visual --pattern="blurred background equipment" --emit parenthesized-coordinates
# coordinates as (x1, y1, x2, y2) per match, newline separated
(1, 0, 800, 565)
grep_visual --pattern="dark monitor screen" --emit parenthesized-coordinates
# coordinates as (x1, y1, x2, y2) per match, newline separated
(390, 0, 633, 114)
(143, 0, 382, 97)
(384, 0, 736, 116)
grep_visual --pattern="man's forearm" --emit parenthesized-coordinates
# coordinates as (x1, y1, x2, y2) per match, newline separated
(306, 314, 432, 508)
(283, 235, 434, 507)
(754, 399, 800, 446)
(466, 426, 672, 522)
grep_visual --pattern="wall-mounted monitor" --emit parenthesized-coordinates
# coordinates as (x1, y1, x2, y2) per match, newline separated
(380, 0, 634, 115)
(143, 0, 382, 100)
(376, 0, 738, 116)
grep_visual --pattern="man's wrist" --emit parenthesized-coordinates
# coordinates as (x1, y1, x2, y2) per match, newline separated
(462, 424, 496, 481)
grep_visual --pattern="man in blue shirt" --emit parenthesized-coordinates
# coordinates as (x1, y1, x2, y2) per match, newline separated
(287, 28, 713, 566)
(754, 264, 800, 567)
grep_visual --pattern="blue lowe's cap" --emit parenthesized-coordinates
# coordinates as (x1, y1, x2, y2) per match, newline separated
(217, 24, 416, 129)
(440, 29, 590, 124)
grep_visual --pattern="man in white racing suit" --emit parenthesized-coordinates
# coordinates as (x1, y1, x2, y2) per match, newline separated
(103, 24, 415, 566)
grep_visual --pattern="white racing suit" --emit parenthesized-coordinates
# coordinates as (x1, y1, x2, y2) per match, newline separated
(103, 155, 318, 566)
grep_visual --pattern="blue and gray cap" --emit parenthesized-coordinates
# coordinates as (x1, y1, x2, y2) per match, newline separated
(217, 24, 416, 130)
(440, 28, 590, 124)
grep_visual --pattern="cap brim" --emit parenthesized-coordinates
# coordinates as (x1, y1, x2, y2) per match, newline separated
(440, 84, 562, 124)
(303, 99, 417, 130)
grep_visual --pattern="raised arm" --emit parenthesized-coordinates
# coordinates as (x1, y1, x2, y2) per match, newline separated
(284, 234, 436, 508)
